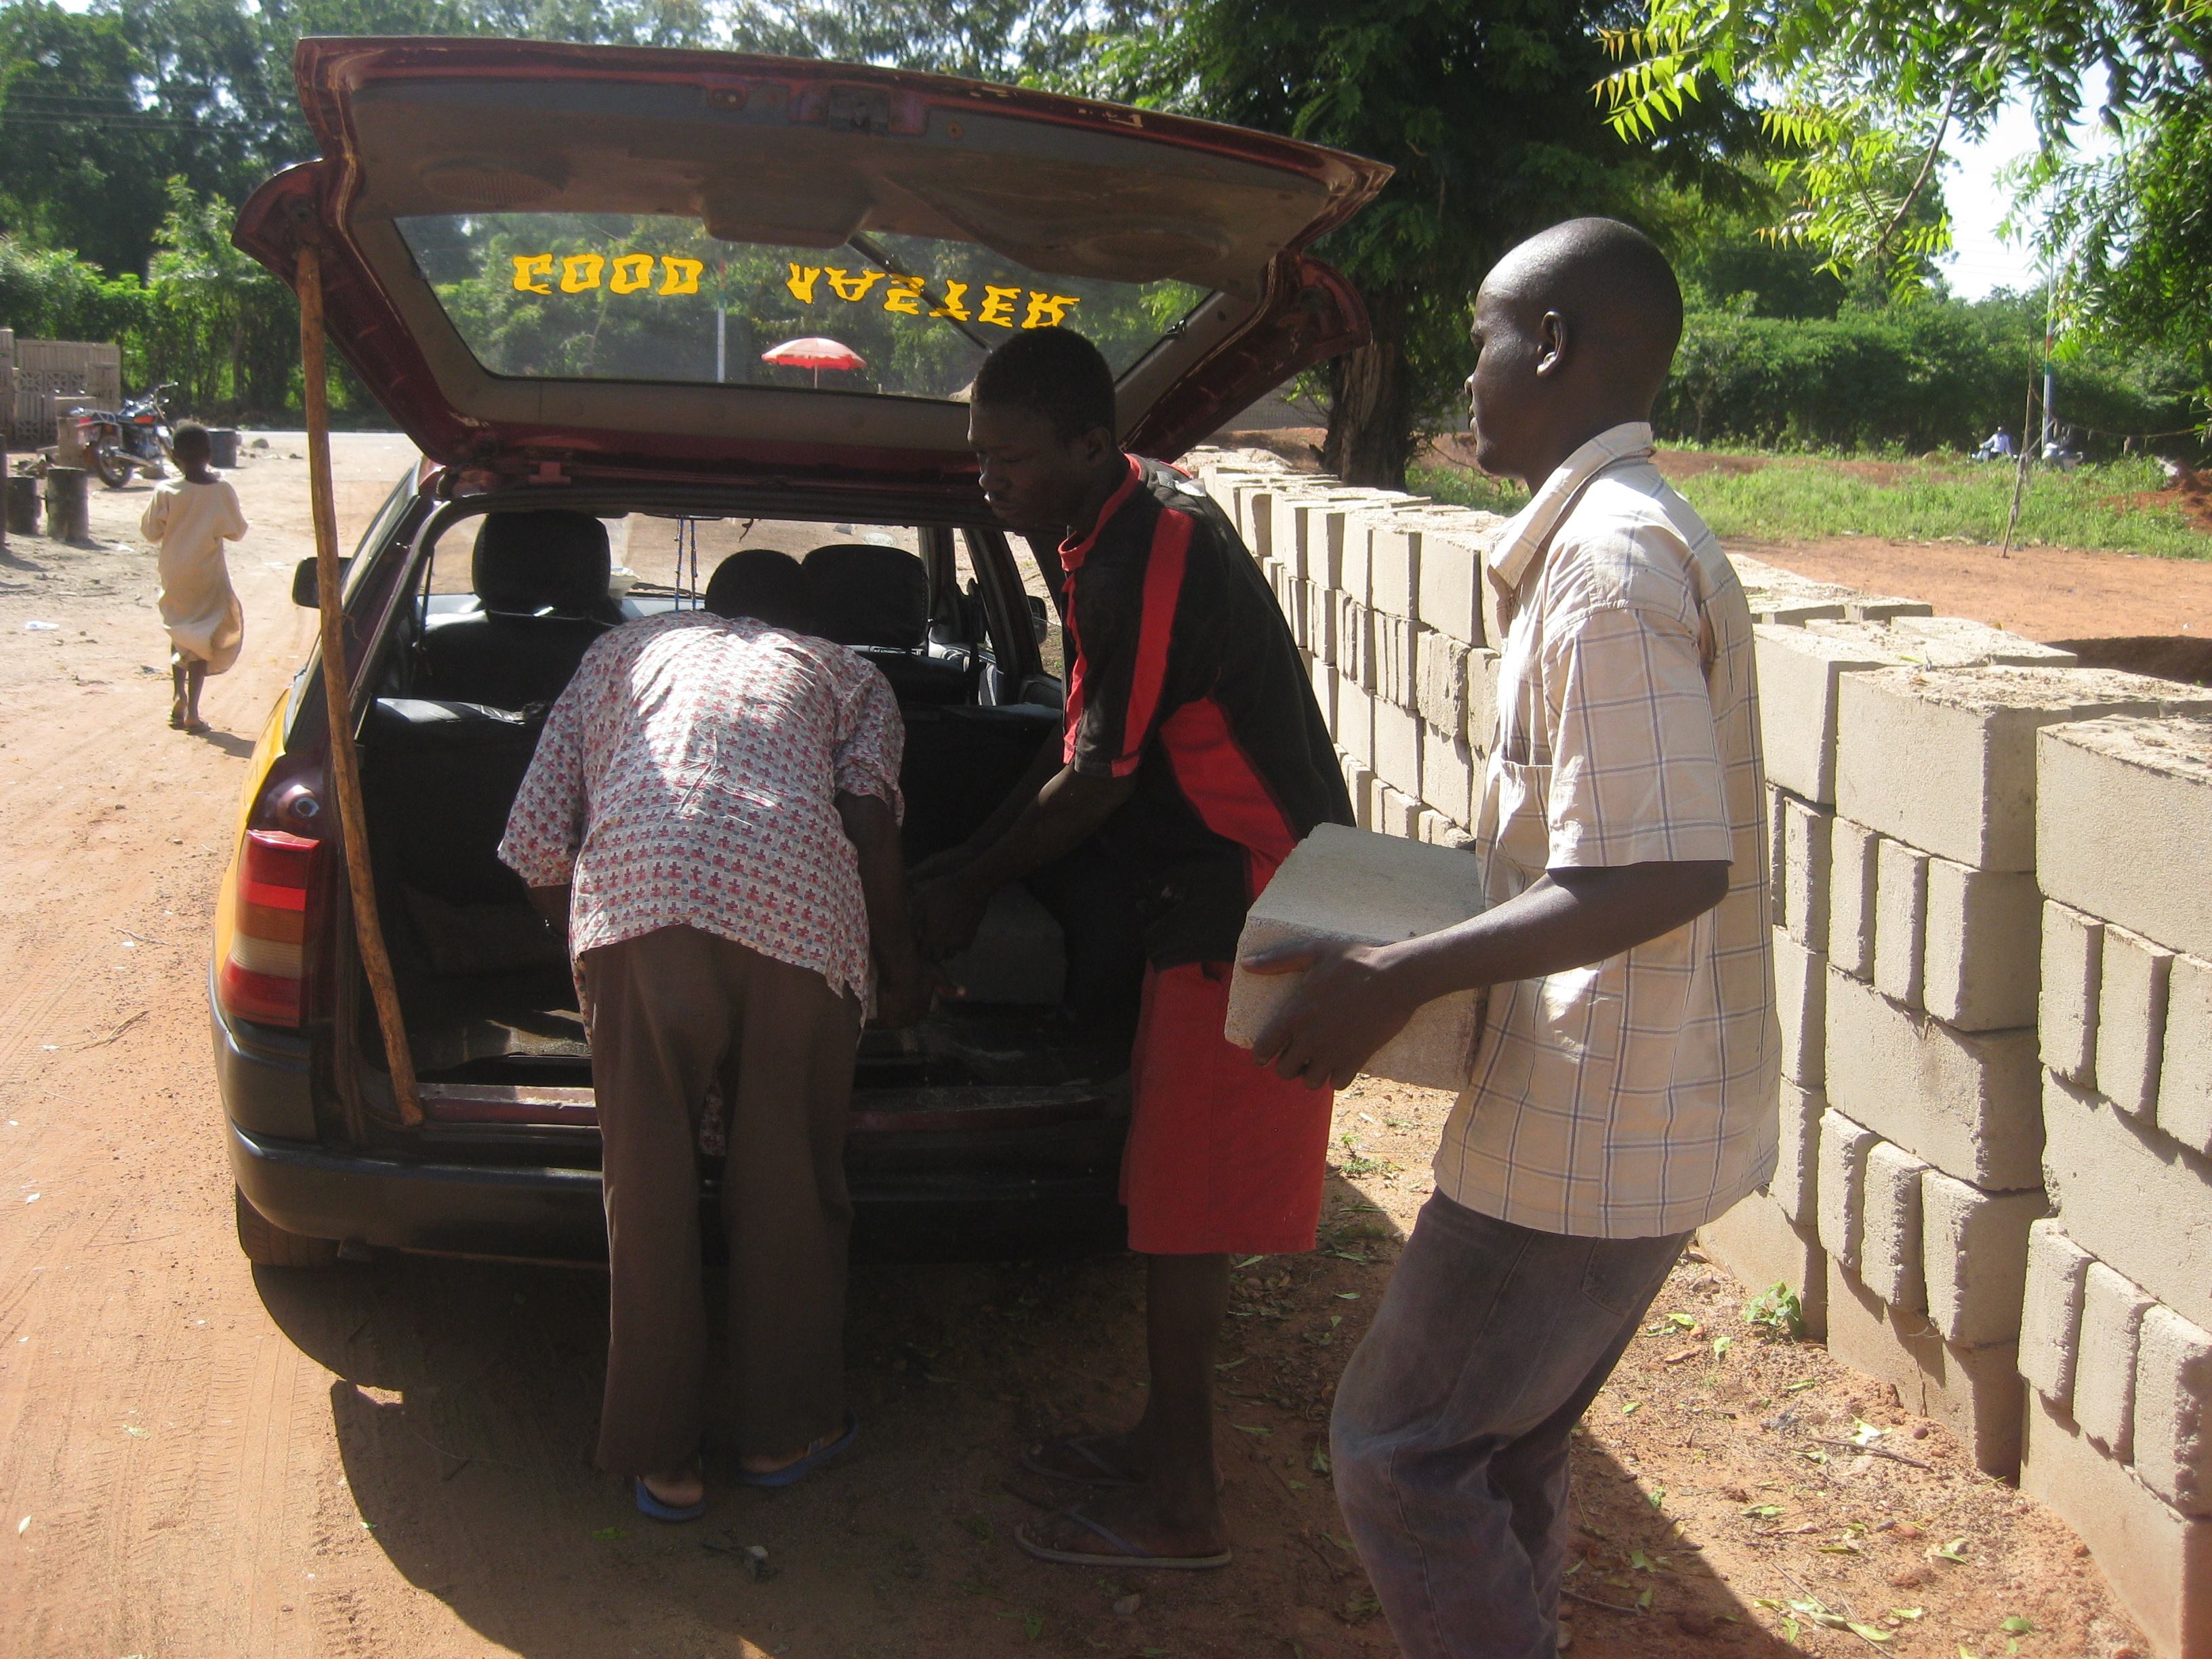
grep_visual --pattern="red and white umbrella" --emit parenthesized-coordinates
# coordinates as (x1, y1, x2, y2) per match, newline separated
(761, 335, 866, 387)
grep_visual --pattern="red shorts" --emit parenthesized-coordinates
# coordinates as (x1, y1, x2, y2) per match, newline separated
(1121, 960, 1336, 1256)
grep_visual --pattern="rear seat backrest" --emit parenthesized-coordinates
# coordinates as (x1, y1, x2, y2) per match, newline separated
(419, 510, 617, 708)
(803, 543, 930, 649)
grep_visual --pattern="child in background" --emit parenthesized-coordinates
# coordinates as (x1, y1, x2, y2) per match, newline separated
(140, 421, 247, 733)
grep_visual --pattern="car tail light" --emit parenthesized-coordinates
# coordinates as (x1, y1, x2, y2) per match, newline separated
(219, 830, 321, 1025)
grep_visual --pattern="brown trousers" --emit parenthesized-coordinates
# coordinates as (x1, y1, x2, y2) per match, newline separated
(580, 925, 860, 1474)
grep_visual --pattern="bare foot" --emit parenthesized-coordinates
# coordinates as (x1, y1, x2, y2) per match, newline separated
(1018, 1481, 1230, 1565)
(638, 1461, 703, 1509)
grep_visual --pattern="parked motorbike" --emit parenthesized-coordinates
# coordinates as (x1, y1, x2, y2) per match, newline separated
(76, 384, 178, 489)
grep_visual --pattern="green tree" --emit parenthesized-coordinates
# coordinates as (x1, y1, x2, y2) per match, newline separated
(1598, 0, 2212, 405)
(1078, 0, 1764, 487)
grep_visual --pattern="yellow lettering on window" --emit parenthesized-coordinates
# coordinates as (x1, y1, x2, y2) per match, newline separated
(1021, 292, 1082, 329)
(560, 254, 604, 293)
(977, 285, 1021, 327)
(659, 257, 704, 295)
(609, 253, 655, 294)
(882, 275, 926, 315)
(785, 264, 823, 304)
(928, 282, 971, 321)
(824, 268, 884, 303)
(511, 254, 553, 294)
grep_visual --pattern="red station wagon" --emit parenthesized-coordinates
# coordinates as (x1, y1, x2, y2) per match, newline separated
(211, 37, 1387, 1269)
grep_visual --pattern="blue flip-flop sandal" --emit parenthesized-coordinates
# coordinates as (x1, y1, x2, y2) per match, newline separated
(731, 1412, 859, 1489)
(634, 1474, 708, 1522)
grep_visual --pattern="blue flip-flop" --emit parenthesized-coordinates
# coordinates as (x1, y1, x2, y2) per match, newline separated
(634, 1474, 708, 1523)
(731, 1413, 859, 1489)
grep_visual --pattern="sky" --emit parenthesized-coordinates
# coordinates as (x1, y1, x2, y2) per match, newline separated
(1938, 74, 2118, 302)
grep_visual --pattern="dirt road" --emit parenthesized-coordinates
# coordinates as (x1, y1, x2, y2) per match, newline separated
(0, 441, 2147, 1659)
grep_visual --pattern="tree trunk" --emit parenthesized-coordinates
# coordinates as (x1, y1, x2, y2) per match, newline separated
(1322, 283, 1413, 489)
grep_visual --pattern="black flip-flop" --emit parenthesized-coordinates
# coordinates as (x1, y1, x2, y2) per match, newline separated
(1020, 1434, 1141, 1488)
(1015, 1502, 1231, 1570)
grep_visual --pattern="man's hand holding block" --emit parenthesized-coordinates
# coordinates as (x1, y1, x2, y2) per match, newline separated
(1225, 823, 1488, 1091)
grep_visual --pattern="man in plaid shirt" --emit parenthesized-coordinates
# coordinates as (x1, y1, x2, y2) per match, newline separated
(1248, 218, 1777, 1659)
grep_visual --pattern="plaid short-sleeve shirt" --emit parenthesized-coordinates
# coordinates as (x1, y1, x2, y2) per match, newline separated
(1435, 423, 1779, 1239)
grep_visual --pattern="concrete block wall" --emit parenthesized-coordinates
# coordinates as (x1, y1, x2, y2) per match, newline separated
(2019, 714, 2212, 1658)
(1191, 446, 2212, 1653)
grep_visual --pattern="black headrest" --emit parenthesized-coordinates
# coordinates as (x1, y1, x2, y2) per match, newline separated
(473, 511, 611, 618)
(803, 543, 929, 649)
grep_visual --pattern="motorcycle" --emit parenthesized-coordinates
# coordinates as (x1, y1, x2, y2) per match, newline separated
(75, 383, 178, 489)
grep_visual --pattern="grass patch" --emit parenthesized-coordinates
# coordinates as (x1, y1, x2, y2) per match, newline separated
(1412, 451, 2211, 560)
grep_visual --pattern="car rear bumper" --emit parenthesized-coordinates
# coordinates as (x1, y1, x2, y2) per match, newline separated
(227, 1120, 1128, 1264)
(217, 985, 1130, 1264)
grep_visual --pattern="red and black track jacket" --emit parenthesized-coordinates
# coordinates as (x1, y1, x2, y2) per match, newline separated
(1048, 455, 1353, 968)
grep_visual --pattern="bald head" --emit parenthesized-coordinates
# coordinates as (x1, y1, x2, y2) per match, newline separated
(1464, 218, 1684, 487)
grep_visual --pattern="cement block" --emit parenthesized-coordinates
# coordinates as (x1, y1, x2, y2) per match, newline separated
(1328, 508, 1369, 603)
(1838, 667, 2212, 873)
(2139, 1303, 2212, 1517)
(1375, 613, 1416, 710)
(1753, 623, 1908, 804)
(1923, 857, 2041, 1032)
(1891, 615, 2078, 666)
(1372, 698, 1422, 800)
(937, 882, 1067, 1005)
(1845, 596, 1936, 623)
(1466, 648, 1502, 756)
(1780, 795, 1833, 955)
(1379, 783, 1418, 840)
(2076, 1261, 2154, 1461)
(1873, 838, 1928, 1008)
(2163, 954, 2212, 1157)
(1698, 1192, 1830, 1343)
(1828, 817, 1880, 980)
(1921, 1171, 2045, 1347)
(1308, 659, 1338, 733)
(1808, 617, 2022, 671)
(1236, 484, 1279, 559)
(2038, 712, 2212, 959)
(1822, 968, 2043, 1190)
(1266, 493, 1306, 578)
(1412, 516, 1503, 647)
(1344, 758, 1375, 831)
(2043, 1071, 2212, 1333)
(1826, 1258, 2024, 1476)
(1481, 562, 1518, 655)
(1767, 787, 1788, 930)
(1414, 806, 1467, 848)
(2020, 1219, 2095, 1408)
(1862, 1139, 1929, 1311)
(2101, 924, 2175, 1122)
(1769, 1081, 1826, 1227)
(1815, 1108, 1879, 1269)
(1414, 628, 1470, 733)
(1738, 568, 1857, 625)
(1338, 594, 1373, 691)
(1337, 677, 1375, 771)
(2022, 1393, 2212, 1659)
(2043, 901, 2104, 1088)
(1225, 823, 1488, 1091)
(1775, 932, 1826, 1089)
(1421, 724, 1475, 830)
(1366, 517, 1420, 617)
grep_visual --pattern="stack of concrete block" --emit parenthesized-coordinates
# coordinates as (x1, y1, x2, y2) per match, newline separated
(2018, 712, 2212, 1659)
(1191, 447, 1505, 853)
(1814, 664, 2212, 1475)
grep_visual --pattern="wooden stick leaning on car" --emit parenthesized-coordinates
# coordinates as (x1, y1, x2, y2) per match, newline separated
(298, 243, 424, 1128)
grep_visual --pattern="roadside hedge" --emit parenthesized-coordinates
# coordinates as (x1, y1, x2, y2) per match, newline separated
(1654, 297, 2207, 458)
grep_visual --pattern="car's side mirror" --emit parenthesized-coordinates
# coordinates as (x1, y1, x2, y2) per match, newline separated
(292, 556, 350, 609)
(1024, 592, 1051, 643)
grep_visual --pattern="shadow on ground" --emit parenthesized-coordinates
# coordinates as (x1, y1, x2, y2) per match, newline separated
(254, 1179, 1803, 1658)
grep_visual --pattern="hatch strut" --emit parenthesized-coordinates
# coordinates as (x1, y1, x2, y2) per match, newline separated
(298, 243, 424, 1128)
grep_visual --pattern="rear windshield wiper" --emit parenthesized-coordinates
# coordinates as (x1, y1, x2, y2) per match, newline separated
(844, 232, 994, 354)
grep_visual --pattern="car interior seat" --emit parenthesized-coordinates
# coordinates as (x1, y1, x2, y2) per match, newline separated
(802, 542, 973, 707)
(418, 510, 619, 708)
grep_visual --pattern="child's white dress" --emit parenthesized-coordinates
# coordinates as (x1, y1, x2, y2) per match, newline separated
(141, 476, 248, 674)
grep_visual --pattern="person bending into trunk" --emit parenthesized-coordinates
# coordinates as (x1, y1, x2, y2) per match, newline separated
(500, 548, 928, 1521)
(140, 420, 247, 733)
(912, 326, 1353, 1571)
(1244, 218, 1776, 1659)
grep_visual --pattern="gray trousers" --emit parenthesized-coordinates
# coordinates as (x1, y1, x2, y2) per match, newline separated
(581, 926, 860, 1475)
(1330, 1191, 1687, 1659)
